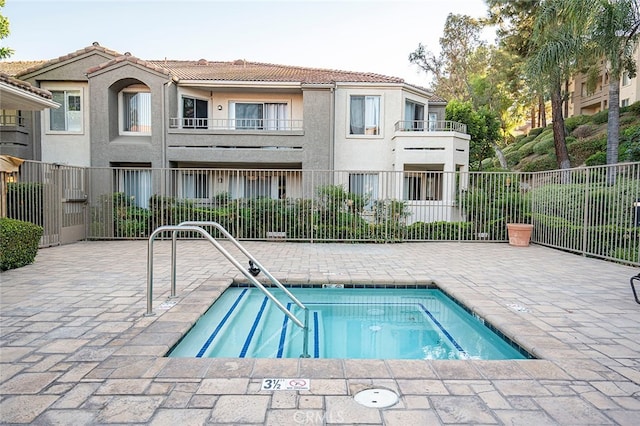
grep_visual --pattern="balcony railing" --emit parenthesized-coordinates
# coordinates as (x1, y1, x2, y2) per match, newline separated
(0, 115, 26, 127)
(169, 117, 304, 131)
(394, 120, 467, 134)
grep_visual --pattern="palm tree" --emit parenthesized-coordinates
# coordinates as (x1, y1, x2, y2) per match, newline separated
(526, 0, 585, 170)
(588, 0, 639, 183)
(561, 0, 639, 182)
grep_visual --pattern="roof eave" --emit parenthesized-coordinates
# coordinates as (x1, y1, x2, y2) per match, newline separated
(0, 82, 60, 110)
(177, 80, 302, 89)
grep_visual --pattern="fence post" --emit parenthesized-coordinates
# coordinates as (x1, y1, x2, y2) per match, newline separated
(581, 167, 590, 257)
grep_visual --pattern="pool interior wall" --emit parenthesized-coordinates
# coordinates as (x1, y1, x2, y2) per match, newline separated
(167, 283, 535, 360)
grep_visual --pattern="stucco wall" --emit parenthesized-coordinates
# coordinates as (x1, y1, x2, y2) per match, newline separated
(88, 63, 170, 168)
(39, 82, 91, 166)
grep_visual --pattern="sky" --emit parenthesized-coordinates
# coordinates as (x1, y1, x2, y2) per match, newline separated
(1, 0, 493, 87)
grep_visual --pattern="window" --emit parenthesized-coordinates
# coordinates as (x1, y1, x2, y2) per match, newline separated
(181, 171, 209, 199)
(0, 109, 23, 126)
(404, 100, 424, 130)
(114, 167, 152, 208)
(622, 98, 630, 107)
(428, 112, 438, 131)
(403, 172, 442, 201)
(230, 102, 288, 130)
(50, 90, 82, 132)
(121, 89, 151, 134)
(622, 72, 631, 86)
(350, 95, 380, 135)
(349, 173, 378, 208)
(182, 97, 208, 129)
(228, 174, 279, 199)
(245, 175, 272, 198)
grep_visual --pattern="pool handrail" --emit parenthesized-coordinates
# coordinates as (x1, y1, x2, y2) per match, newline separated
(146, 224, 310, 358)
(177, 221, 307, 312)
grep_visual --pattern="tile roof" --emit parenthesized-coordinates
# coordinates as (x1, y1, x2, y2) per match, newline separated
(0, 72, 53, 99)
(145, 59, 406, 84)
(14, 42, 121, 77)
(0, 43, 439, 98)
(87, 53, 175, 78)
(0, 60, 46, 77)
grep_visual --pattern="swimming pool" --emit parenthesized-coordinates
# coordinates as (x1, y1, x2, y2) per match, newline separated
(168, 286, 531, 360)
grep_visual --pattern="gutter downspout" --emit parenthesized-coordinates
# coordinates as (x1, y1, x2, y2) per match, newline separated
(329, 85, 335, 171)
(161, 80, 169, 169)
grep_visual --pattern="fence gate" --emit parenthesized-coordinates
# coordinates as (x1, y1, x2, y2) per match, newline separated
(6, 162, 88, 247)
(59, 165, 88, 245)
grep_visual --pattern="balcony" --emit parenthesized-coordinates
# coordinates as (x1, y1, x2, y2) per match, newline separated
(0, 114, 26, 127)
(169, 117, 304, 132)
(394, 120, 467, 134)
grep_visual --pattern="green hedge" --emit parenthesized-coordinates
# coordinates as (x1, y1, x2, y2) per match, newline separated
(0, 218, 43, 271)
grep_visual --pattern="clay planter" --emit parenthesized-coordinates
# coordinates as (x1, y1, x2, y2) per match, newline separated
(506, 223, 533, 247)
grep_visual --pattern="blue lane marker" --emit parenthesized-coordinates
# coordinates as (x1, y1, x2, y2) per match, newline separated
(418, 303, 467, 357)
(313, 311, 320, 358)
(196, 288, 247, 358)
(276, 302, 292, 358)
(239, 296, 269, 358)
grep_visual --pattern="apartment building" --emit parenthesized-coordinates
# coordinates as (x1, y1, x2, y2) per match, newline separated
(0, 43, 469, 223)
(568, 45, 640, 116)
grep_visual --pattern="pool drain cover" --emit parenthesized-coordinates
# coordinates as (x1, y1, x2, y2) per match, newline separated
(354, 388, 398, 408)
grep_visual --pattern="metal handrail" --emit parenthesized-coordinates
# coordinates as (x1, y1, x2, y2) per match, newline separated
(168, 117, 304, 131)
(393, 120, 467, 133)
(146, 223, 310, 357)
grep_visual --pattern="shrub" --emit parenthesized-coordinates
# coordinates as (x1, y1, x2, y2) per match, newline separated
(568, 135, 605, 165)
(585, 151, 607, 166)
(406, 221, 473, 240)
(517, 140, 538, 157)
(505, 150, 522, 167)
(628, 100, 640, 115)
(0, 218, 43, 271)
(520, 154, 558, 172)
(572, 124, 599, 139)
(533, 134, 555, 155)
(590, 110, 609, 124)
(564, 115, 590, 133)
(528, 127, 544, 137)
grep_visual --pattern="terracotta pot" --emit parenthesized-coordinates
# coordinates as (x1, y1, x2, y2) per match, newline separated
(506, 223, 533, 247)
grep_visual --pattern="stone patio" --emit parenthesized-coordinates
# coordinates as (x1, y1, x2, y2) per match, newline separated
(1, 240, 639, 424)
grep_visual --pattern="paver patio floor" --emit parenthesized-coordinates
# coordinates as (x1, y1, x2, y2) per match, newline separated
(1, 240, 639, 425)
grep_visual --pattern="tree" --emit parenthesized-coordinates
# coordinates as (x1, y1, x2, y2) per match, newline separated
(587, 0, 639, 175)
(446, 100, 501, 170)
(0, 0, 13, 59)
(486, 0, 545, 130)
(409, 13, 486, 100)
(526, 0, 587, 170)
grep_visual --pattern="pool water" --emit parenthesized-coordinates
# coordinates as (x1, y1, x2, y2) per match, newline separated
(168, 287, 530, 360)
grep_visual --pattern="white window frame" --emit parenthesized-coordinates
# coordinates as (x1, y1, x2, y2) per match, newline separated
(228, 101, 289, 130)
(348, 95, 381, 137)
(119, 86, 151, 136)
(405, 99, 425, 131)
(46, 88, 83, 134)
(622, 72, 631, 86)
